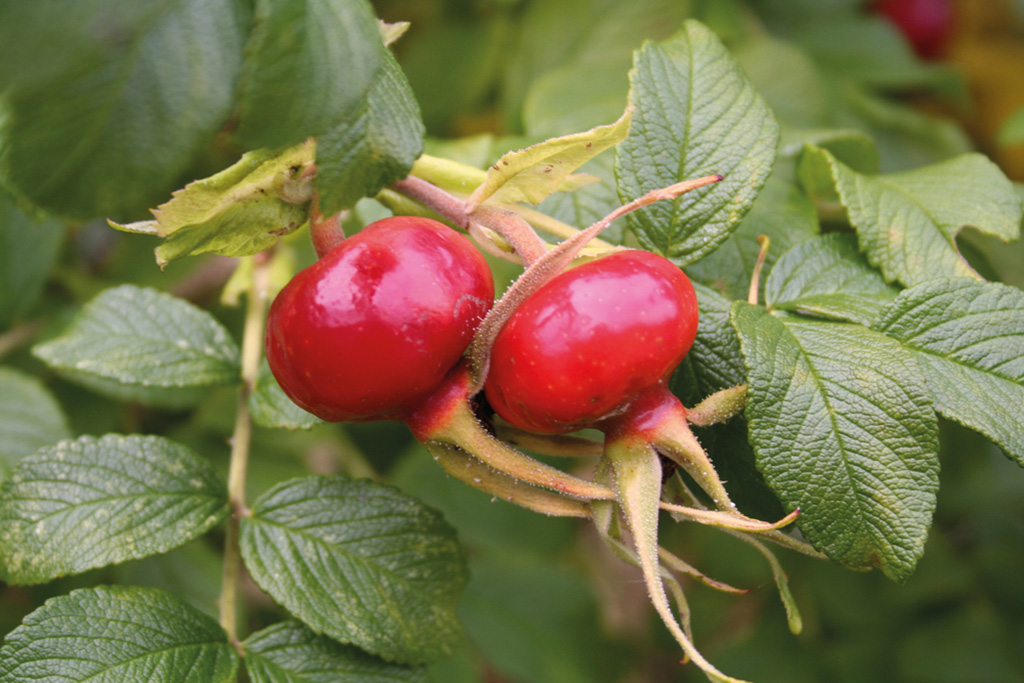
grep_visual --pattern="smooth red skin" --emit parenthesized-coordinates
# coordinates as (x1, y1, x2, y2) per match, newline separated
(265, 216, 494, 422)
(876, 0, 953, 60)
(484, 250, 698, 435)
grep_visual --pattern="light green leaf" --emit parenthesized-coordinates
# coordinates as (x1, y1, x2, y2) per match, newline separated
(0, 434, 228, 584)
(780, 128, 879, 171)
(235, 0, 384, 150)
(734, 35, 829, 130)
(244, 621, 429, 683)
(0, 368, 71, 483)
(766, 233, 900, 325)
(250, 359, 324, 431)
(467, 109, 631, 211)
(0, 0, 247, 220)
(873, 278, 1024, 467)
(33, 285, 240, 407)
(998, 106, 1024, 147)
(0, 196, 63, 328)
(685, 175, 819, 301)
(537, 153, 622, 241)
(615, 19, 779, 265)
(0, 585, 238, 682)
(316, 50, 425, 216)
(732, 303, 939, 581)
(806, 148, 1022, 286)
(110, 142, 315, 268)
(240, 476, 467, 665)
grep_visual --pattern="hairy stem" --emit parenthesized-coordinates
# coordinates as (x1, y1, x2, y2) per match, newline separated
(218, 253, 271, 645)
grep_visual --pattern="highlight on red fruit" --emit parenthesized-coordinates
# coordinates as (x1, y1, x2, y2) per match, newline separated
(875, 0, 954, 60)
(265, 216, 494, 422)
(484, 249, 699, 434)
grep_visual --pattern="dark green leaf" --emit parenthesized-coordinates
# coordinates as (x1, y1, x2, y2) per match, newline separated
(805, 148, 1022, 286)
(685, 175, 819, 301)
(0, 368, 71, 483)
(240, 476, 467, 664)
(0, 434, 228, 584)
(0, 0, 247, 220)
(316, 50, 425, 216)
(766, 233, 900, 324)
(0, 197, 63, 328)
(250, 359, 324, 430)
(244, 620, 429, 683)
(732, 303, 939, 581)
(676, 282, 747, 399)
(873, 278, 1024, 467)
(235, 0, 384, 150)
(0, 585, 238, 682)
(615, 19, 779, 265)
(538, 153, 621, 241)
(33, 285, 240, 407)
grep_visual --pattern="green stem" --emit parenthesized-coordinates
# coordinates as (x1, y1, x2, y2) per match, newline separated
(0, 318, 45, 359)
(218, 253, 271, 645)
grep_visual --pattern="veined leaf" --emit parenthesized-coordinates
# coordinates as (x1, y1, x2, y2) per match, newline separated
(0, 585, 238, 682)
(244, 621, 429, 683)
(0, 0, 247, 220)
(873, 278, 1024, 467)
(766, 233, 900, 325)
(0, 434, 228, 584)
(0, 368, 71, 483)
(33, 285, 240, 407)
(615, 19, 779, 265)
(240, 476, 467, 665)
(732, 304, 939, 581)
(803, 147, 1022, 286)
(235, 0, 384, 150)
(467, 108, 631, 211)
(676, 282, 747, 400)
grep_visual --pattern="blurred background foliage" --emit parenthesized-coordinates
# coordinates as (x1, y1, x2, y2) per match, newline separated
(2, 0, 1023, 681)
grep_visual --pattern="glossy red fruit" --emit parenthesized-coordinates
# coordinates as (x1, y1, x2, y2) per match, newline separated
(876, 0, 953, 60)
(265, 216, 494, 422)
(484, 250, 698, 434)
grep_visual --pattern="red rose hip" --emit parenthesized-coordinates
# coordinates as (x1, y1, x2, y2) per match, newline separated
(265, 216, 494, 422)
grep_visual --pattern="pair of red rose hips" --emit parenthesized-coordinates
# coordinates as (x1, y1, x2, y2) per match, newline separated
(264, 216, 699, 438)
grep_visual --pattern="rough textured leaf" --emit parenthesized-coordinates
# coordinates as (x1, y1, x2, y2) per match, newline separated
(33, 285, 240, 407)
(0, 434, 228, 584)
(807, 148, 1022, 286)
(0, 585, 238, 682)
(685, 175, 819, 301)
(235, 0, 384, 150)
(766, 233, 900, 325)
(240, 476, 467, 665)
(111, 142, 315, 267)
(0, 0, 247, 220)
(0, 197, 63, 328)
(0, 368, 71, 483)
(674, 282, 747, 401)
(615, 20, 779, 265)
(538, 153, 622, 241)
(732, 303, 939, 581)
(316, 50, 425, 216)
(468, 108, 630, 210)
(250, 359, 323, 430)
(244, 621, 429, 683)
(873, 278, 1024, 467)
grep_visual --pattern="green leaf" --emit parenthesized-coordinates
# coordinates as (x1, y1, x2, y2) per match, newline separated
(0, 434, 228, 584)
(615, 19, 779, 265)
(0, 585, 239, 682)
(780, 128, 879, 172)
(766, 233, 900, 325)
(0, 368, 71, 483)
(33, 285, 240, 407)
(731, 303, 940, 581)
(685, 175, 819, 301)
(467, 108, 631, 211)
(110, 142, 315, 268)
(315, 49, 425, 216)
(733, 35, 829, 129)
(0, 0, 247, 220)
(250, 359, 324, 431)
(676, 282, 747, 399)
(873, 278, 1024, 467)
(538, 153, 623, 242)
(240, 476, 467, 665)
(998, 106, 1024, 147)
(244, 620, 430, 683)
(235, 0, 384, 150)
(0, 197, 63, 328)
(806, 148, 1023, 286)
